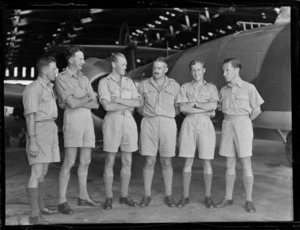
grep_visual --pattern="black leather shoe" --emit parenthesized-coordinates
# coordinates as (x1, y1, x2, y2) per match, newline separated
(78, 197, 103, 207)
(204, 196, 215, 208)
(103, 197, 113, 210)
(165, 195, 176, 207)
(245, 201, 256, 213)
(119, 196, 138, 207)
(215, 198, 233, 208)
(57, 202, 73, 215)
(29, 215, 51, 225)
(177, 196, 189, 208)
(139, 196, 151, 207)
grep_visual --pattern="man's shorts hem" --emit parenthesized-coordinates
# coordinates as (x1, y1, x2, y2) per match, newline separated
(28, 159, 60, 166)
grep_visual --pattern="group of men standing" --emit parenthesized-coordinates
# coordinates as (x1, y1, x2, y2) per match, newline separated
(22, 45, 264, 225)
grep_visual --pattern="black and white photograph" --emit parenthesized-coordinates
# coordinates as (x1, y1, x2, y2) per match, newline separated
(2, 2, 297, 227)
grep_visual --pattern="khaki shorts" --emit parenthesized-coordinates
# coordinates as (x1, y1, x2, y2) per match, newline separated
(102, 111, 138, 153)
(179, 115, 216, 159)
(219, 115, 253, 158)
(63, 108, 95, 148)
(26, 120, 60, 166)
(140, 116, 177, 157)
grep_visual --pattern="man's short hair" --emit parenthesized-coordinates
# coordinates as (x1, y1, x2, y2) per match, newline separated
(153, 57, 168, 67)
(64, 45, 83, 62)
(189, 59, 205, 69)
(108, 52, 125, 65)
(223, 58, 242, 70)
(36, 55, 56, 73)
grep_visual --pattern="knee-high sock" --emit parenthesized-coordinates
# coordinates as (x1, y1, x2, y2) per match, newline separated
(103, 175, 114, 198)
(78, 168, 89, 199)
(38, 182, 45, 210)
(162, 168, 173, 196)
(225, 174, 236, 200)
(59, 170, 70, 204)
(183, 171, 192, 198)
(243, 175, 254, 201)
(26, 187, 40, 217)
(143, 168, 154, 196)
(121, 172, 131, 197)
(204, 173, 212, 197)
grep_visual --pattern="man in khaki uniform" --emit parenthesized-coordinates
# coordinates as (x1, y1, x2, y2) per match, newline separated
(55, 46, 102, 215)
(177, 60, 219, 208)
(23, 55, 60, 224)
(137, 57, 180, 207)
(216, 58, 264, 213)
(98, 53, 141, 210)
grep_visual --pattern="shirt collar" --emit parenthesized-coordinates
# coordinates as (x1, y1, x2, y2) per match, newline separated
(228, 76, 242, 88)
(66, 66, 82, 79)
(150, 76, 170, 88)
(38, 77, 52, 89)
(192, 79, 207, 86)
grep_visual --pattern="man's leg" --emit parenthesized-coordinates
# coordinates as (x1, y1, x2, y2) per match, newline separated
(120, 152, 132, 198)
(27, 163, 50, 224)
(161, 157, 176, 207)
(240, 156, 256, 212)
(201, 159, 213, 197)
(58, 147, 77, 204)
(103, 152, 116, 199)
(78, 147, 91, 200)
(177, 158, 193, 207)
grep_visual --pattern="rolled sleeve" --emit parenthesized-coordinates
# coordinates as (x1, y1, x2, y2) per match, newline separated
(87, 80, 98, 100)
(98, 79, 111, 102)
(130, 80, 141, 99)
(177, 84, 189, 104)
(173, 82, 181, 104)
(249, 85, 264, 109)
(137, 82, 145, 107)
(55, 77, 74, 102)
(209, 84, 220, 102)
(23, 87, 39, 116)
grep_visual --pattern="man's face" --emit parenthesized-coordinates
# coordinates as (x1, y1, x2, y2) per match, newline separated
(45, 62, 58, 82)
(223, 62, 238, 83)
(113, 56, 127, 76)
(191, 62, 205, 82)
(70, 51, 85, 71)
(152, 61, 168, 80)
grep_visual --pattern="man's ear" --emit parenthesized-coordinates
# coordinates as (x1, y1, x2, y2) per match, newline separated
(164, 67, 168, 74)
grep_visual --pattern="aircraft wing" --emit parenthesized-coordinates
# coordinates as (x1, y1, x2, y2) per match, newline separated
(53, 45, 179, 59)
(4, 83, 26, 108)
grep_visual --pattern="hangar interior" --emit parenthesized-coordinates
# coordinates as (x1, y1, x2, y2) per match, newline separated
(3, 5, 293, 225)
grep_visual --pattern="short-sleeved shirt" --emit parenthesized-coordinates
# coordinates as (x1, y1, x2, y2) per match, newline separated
(23, 77, 57, 121)
(55, 67, 97, 105)
(137, 76, 180, 118)
(178, 80, 219, 117)
(98, 73, 140, 105)
(219, 77, 264, 115)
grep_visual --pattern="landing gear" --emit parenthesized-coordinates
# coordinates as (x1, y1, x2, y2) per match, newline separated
(285, 131, 292, 166)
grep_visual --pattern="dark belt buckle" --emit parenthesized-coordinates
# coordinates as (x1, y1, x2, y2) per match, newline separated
(121, 111, 125, 116)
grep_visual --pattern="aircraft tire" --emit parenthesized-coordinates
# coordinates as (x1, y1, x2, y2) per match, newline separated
(285, 131, 292, 166)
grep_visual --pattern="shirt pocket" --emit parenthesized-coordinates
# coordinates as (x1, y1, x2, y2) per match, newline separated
(145, 89, 157, 106)
(164, 88, 176, 105)
(200, 91, 211, 102)
(234, 92, 249, 108)
(121, 89, 132, 99)
(110, 87, 120, 99)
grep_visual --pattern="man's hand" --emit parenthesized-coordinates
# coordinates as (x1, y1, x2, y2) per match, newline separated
(28, 138, 39, 157)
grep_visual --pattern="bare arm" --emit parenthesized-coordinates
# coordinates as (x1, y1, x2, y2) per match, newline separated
(83, 97, 99, 109)
(25, 113, 39, 157)
(250, 105, 262, 121)
(112, 97, 141, 108)
(180, 102, 207, 114)
(65, 94, 90, 109)
(195, 101, 218, 111)
(101, 99, 131, 112)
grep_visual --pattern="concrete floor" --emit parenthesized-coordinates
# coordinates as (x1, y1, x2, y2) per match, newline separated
(5, 130, 293, 225)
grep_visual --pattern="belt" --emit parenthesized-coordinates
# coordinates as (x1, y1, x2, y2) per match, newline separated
(107, 110, 132, 116)
(186, 113, 208, 118)
(36, 119, 56, 123)
(224, 115, 249, 121)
